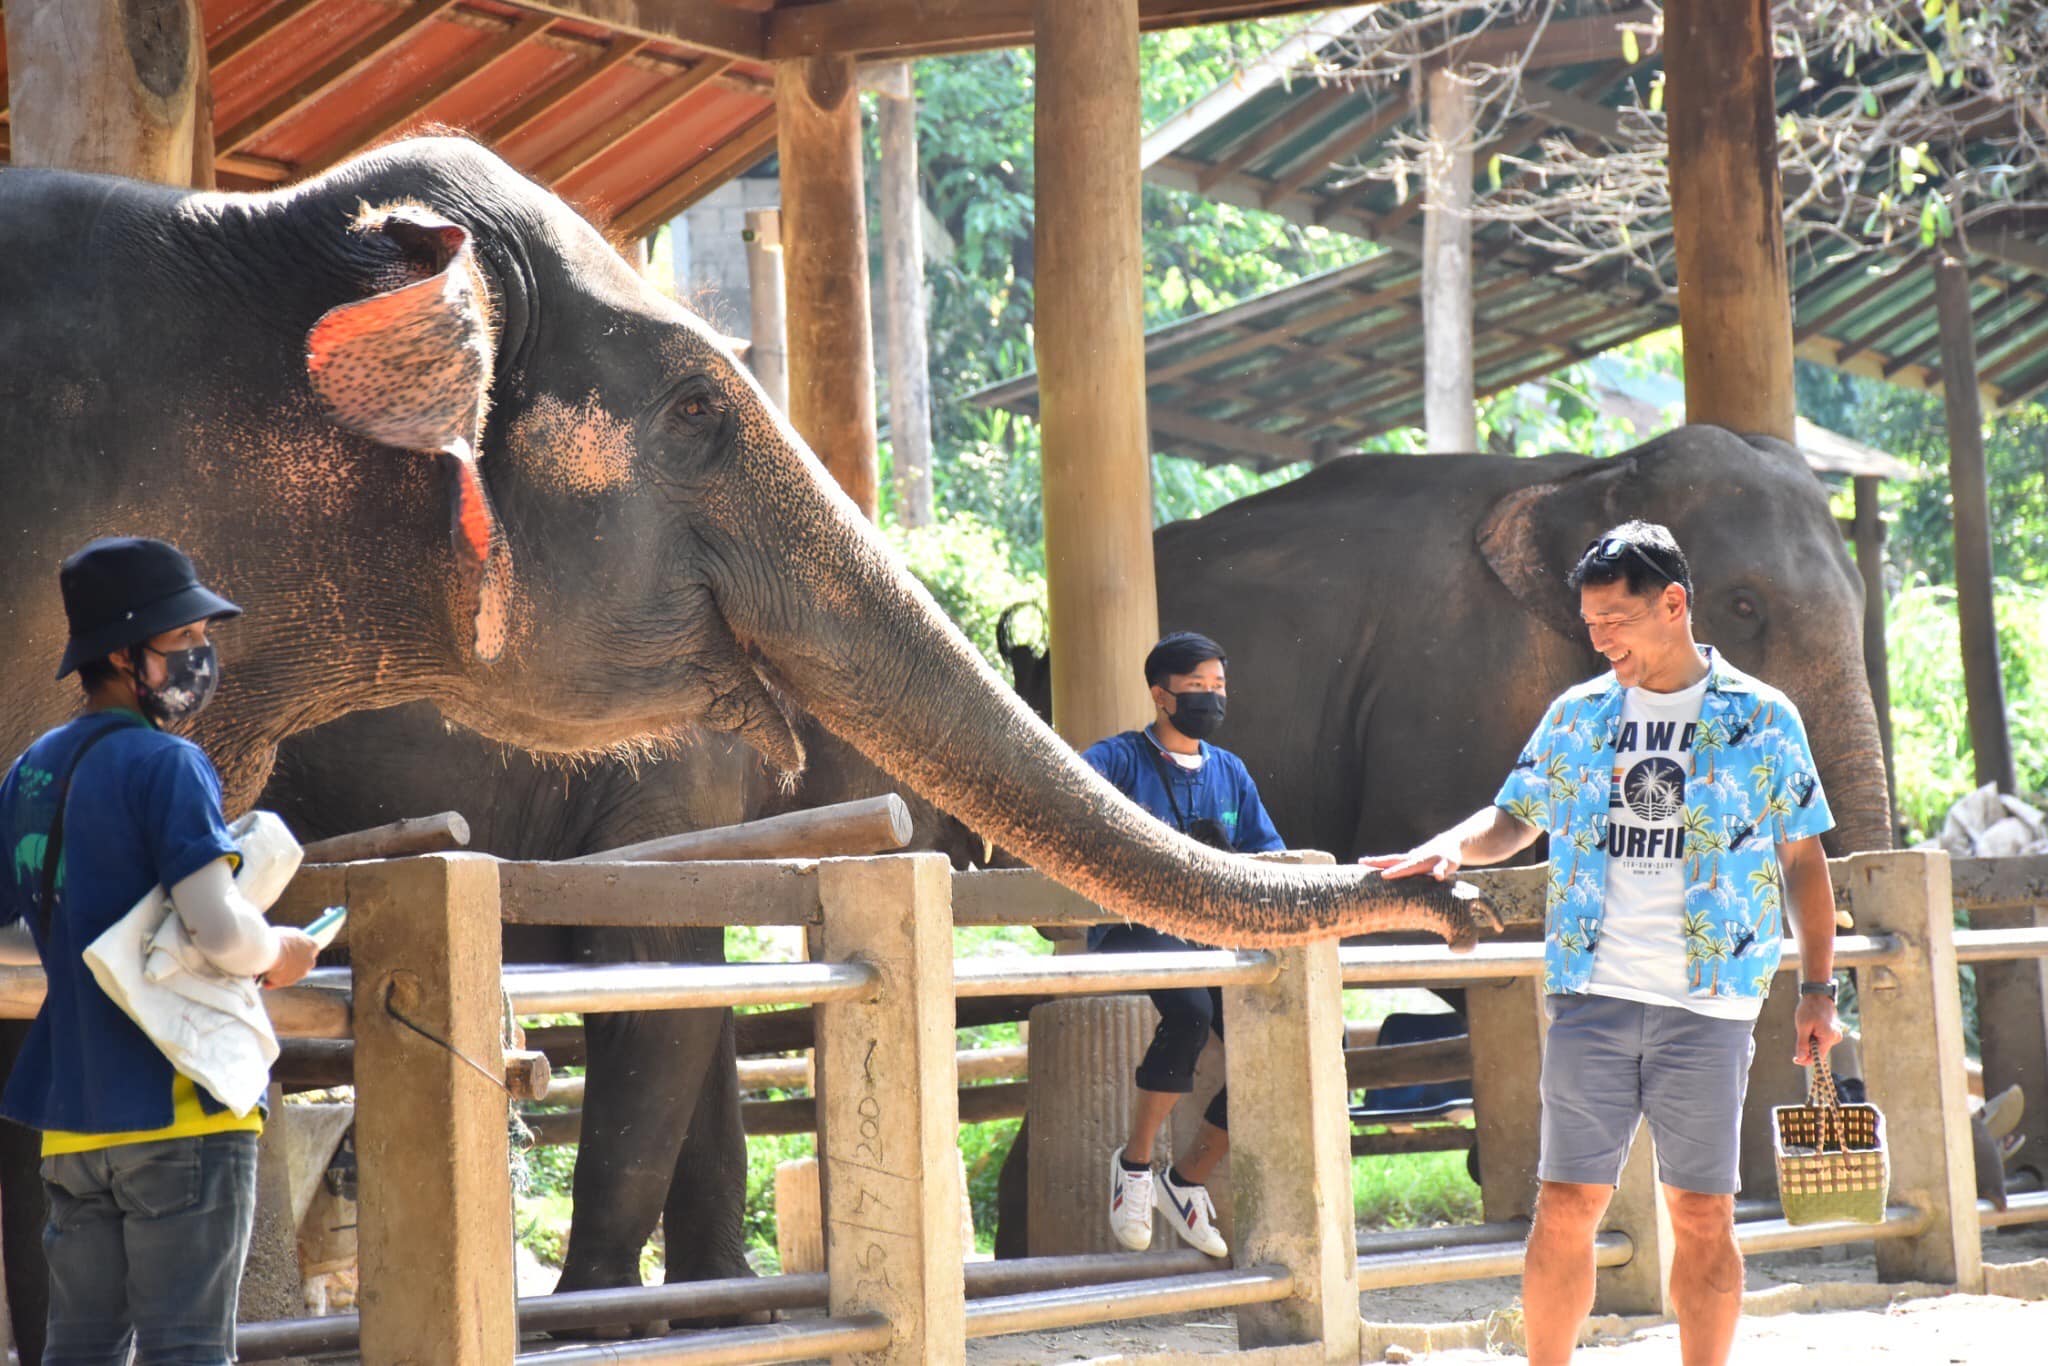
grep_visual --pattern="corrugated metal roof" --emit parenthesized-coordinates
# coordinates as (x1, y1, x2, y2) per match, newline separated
(979, 5, 2048, 466)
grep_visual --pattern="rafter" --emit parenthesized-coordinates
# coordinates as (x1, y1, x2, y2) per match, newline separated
(217, 0, 464, 156)
(209, 0, 328, 73)
(1197, 83, 1355, 193)
(476, 35, 651, 144)
(534, 55, 734, 185)
(1260, 93, 1410, 208)
(505, 1, 765, 60)
(612, 106, 776, 239)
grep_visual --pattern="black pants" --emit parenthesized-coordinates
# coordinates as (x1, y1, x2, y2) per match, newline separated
(1096, 925, 1228, 1132)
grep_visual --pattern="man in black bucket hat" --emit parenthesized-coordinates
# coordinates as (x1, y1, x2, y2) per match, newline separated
(1, 537, 317, 1363)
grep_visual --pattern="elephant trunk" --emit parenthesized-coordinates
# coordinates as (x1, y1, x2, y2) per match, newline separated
(1799, 650, 1894, 856)
(714, 462, 1491, 948)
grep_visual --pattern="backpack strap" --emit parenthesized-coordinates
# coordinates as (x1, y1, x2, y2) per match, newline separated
(37, 719, 135, 941)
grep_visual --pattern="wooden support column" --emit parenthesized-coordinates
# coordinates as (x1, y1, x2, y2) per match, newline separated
(873, 60, 936, 529)
(1466, 978, 1546, 1223)
(1422, 64, 1477, 454)
(1034, 0, 1159, 745)
(1843, 851, 1982, 1289)
(1852, 476, 1898, 815)
(4, 0, 207, 183)
(778, 55, 879, 518)
(1970, 904, 2048, 1188)
(1933, 255, 2017, 794)
(1664, 0, 1796, 440)
(350, 855, 515, 1364)
(1593, 1121, 1673, 1316)
(745, 208, 791, 414)
(815, 855, 964, 1362)
(1223, 935, 1360, 1358)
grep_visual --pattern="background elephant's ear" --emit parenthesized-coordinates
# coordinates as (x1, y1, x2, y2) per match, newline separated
(305, 206, 512, 661)
(1476, 457, 1640, 642)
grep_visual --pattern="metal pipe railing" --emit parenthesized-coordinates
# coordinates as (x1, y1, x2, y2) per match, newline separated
(963, 1266, 1293, 1339)
(511, 1314, 893, 1365)
(1952, 926, 2048, 964)
(952, 949, 1279, 999)
(1337, 934, 1905, 987)
(1356, 1230, 1630, 1291)
(504, 961, 878, 1015)
(1980, 1189, 2048, 1229)
(1356, 1219, 1527, 1254)
(1733, 1205, 1928, 1255)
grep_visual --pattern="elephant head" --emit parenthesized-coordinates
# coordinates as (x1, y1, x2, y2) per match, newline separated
(1477, 426, 1892, 854)
(9, 138, 1482, 948)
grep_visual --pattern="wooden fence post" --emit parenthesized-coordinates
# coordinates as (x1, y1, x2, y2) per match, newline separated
(1466, 977, 1546, 1222)
(349, 854, 514, 1365)
(1973, 904, 2048, 1186)
(816, 854, 964, 1362)
(1843, 850, 1983, 1289)
(1223, 938, 1360, 1359)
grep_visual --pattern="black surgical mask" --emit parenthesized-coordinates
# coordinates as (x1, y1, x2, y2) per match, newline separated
(132, 643, 220, 726)
(1167, 689, 1226, 740)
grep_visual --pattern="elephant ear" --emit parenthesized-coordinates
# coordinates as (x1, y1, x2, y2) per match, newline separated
(1476, 455, 1643, 643)
(305, 205, 512, 661)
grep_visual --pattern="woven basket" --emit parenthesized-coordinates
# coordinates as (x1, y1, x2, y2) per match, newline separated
(1773, 1057, 1888, 1225)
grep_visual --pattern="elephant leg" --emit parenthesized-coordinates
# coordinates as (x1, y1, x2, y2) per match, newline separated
(554, 1003, 727, 1296)
(992, 1116, 1029, 1261)
(660, 1011, 766, 1326)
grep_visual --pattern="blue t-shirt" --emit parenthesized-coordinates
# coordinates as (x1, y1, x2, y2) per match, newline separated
(0, 710, 242, 1132)
(1080, 728, 1285, 949)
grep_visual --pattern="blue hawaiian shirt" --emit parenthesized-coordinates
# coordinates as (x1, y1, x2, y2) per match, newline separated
(1493, 647, 1834, 1001)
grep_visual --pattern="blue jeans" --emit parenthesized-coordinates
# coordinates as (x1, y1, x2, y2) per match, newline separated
(41, 1132, 258, 1365)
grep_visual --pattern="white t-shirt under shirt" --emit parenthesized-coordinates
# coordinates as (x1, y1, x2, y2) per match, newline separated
(1586, 675, 1762, 1021)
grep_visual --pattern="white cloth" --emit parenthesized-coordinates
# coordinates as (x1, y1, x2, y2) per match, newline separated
(1587, 676, 1758, 1021)
(82, 811, 303, 1117)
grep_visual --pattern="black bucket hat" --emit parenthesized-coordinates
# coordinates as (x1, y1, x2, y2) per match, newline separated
(56, 538, 243, 679)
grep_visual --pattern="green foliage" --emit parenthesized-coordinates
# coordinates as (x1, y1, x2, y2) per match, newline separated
(886, 514, 1047, 677)
(1352, 1147, 1482, 1229)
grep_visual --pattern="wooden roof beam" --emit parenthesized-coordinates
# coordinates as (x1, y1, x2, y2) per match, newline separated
(507, 1, 765, 60)
(217, 0, 465, 156)
(209, 0, 330, 73)
(611, 106, 776, 239)
(1197, 83, 1355, 193)
(299, 13, 555, 176)
(1148, 406, 1317, 465)
(476, 35, 651, 143)
(1145, 274, 1422, 387)
(1261, 93, 1411, 208)
(1447, 6, 1657, 71)
(764, 0, 1343, 60)
(534, 55, 734, 185)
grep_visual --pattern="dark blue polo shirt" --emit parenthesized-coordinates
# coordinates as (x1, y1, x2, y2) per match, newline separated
(0, 710, 241, 1132)
(1080, 728, 1285, 949)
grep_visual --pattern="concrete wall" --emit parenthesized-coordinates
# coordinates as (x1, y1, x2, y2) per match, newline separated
(669, 173, 784, 338)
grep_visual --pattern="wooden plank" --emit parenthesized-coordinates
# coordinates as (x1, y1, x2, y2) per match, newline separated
(1149, 406, 1318, 464)
(764, 0, 1340, 60)
(1451, 6, 1655, 69)
(609, 102, 774, 237)
(476, 35, 648, 144)
(302, 812, 471, 864)
(216, 0, 464, 155)
(950, 867, 1108, 928)
(299, 12, 554, 175)
(533, 54, 733, 184)
(209, 0, 327, 72)
(0, 966, 351, 1038)
(566, 795, 912, 865)
(507, 0, 765, 60)
(497, 857, 823, 926)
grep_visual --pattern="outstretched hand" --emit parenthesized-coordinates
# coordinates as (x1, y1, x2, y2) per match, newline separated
(1359, 842, 1462, 882)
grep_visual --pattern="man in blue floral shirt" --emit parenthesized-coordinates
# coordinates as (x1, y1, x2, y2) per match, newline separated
(1365, 522, 1842, 1366)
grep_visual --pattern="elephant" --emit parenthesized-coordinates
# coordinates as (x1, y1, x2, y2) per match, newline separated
(260, 700, 966, 1316)
(0, 138, 1481, 1355)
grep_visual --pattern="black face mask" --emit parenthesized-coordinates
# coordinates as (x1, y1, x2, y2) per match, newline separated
(1167, 689, 1226, 740)
(131, 643, 220, 726)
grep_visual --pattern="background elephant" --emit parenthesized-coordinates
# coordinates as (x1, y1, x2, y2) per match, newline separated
(259, 701, 969, 1312)
(1, 138, 1475, 1356)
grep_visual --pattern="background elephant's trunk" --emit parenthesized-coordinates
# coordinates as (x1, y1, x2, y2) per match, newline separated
(1799, 651, 1895, 856)
(715, 464, 1489, 948)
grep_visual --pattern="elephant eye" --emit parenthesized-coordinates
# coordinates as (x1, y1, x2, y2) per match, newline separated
(680, 397, 710, 418)
(1732, 592, 1758, 618)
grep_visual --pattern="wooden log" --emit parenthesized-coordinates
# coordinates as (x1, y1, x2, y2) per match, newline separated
(0, 966, 350, 1038)
(776, 1157, 826, 1275)
(1344, 1035, 1472, 1091)
(874, 58, 935, 528)
(1422, 64, 1477, 454)
(1350, 1127, 1476, 1158)
(778, 53, 879, 518)
(744, 208, 790, 413)
(1034, 0, 1159, 747)
(1663, 0, 1796, 439)
(521, 1081, 1028, 1148)
(350, 855, 515, 1362)
(565, 794, 912, 864)
(3, 0, 206, 183)
(505, 1049, 552, 1103)
(300, 812, 472, 864)
(1934, 254, 2018, 794)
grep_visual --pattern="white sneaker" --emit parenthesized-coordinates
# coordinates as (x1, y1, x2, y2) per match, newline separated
(1159, 1167, 1228, 1258)
(1108, 1150, 1155, 1251)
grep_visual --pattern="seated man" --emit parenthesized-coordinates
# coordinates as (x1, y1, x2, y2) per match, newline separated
(1082, 631, 1283, 1258)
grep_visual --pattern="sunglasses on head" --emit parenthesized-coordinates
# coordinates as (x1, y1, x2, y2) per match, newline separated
(1583, 536, 1677, 588)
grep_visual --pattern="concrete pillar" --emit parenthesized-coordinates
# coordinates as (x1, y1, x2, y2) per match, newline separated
(744, 208, 790, 414)
(1222, 940, 1360, 1359)
(873, 59, 936, 529)
(244, 1082, 310, 1334)
(1166, 1035, 1232, 1246)
(4, 0, 207, 183)
(1466, 978, 1546, 1222)
(1026, 995, 1160, 1255)
(1592, 1120, 1673, 1316)
(1971, 905, 2048, 1188)
(350, 855, 515, 1364)
(777, 55, 879, 518)
(1843, 851, 1983, 1289)
(1738, 986, 1809, 1198)
(1422, 64, 1477, 454)
(815, 855, 964, 1362)
(1663, 0, 1796, 440)
(1033, 0, 1159, 747)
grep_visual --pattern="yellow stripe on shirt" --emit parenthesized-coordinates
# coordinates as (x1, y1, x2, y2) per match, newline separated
(41, 1072, 263, 1156)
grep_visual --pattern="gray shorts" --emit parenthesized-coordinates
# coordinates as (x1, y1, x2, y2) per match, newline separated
(1540, 993, 1758, 1195)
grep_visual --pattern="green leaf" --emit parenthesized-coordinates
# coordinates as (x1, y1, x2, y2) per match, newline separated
(1926, 49, 1945, 86)
(1862, 88, 1880, 118)
(1779, 114, 1799, 143)
(1920, 196, 1941, 246)
(1648, 73, 1665, 113)
(1488, 154, 1503, 191)
(1621, 28, 1640, 65)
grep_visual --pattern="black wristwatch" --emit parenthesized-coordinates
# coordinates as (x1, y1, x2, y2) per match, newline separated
(1799, 978, 1839, 1001)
